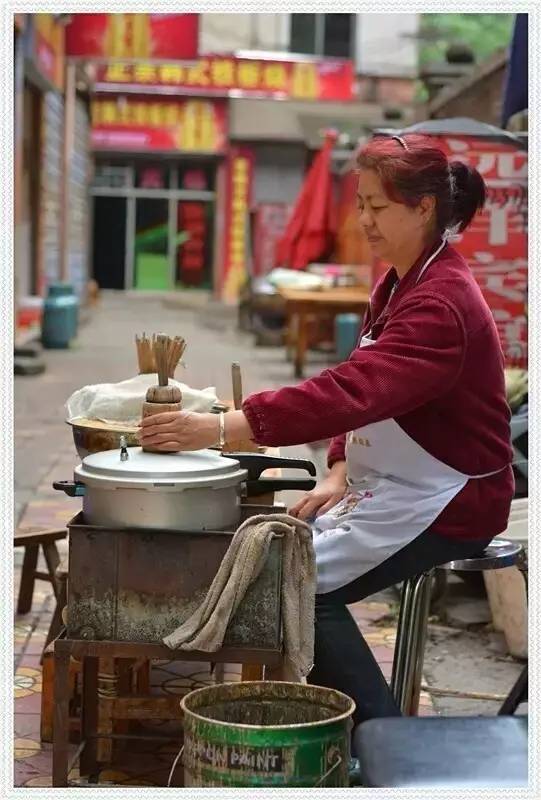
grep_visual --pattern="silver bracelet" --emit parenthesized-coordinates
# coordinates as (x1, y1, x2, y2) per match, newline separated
(218, 411, 226, 448)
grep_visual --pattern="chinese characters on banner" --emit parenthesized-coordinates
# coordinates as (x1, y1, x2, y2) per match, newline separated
(222, 148, 254, 302)
(253, 205, 291, 276)
(95, 56, 354, 101)
(66, 13, 199, 60)
(90, 96, 227, 152)
(436, 136, 528, 368)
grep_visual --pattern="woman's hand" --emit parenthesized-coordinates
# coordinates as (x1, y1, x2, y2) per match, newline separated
(138, 410, 219, 452)
(289, 461, 347, 521)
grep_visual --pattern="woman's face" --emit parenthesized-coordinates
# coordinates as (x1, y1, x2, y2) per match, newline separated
(356, 168, 433, 264)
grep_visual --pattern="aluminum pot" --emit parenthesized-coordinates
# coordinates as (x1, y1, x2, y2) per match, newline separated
(56, 447, 248, 531)
(53, 447, 317, 532)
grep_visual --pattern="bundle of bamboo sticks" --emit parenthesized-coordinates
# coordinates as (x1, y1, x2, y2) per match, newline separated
(135, 333, 186, 378)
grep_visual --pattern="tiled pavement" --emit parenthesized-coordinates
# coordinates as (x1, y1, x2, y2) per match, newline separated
(14, 482, 434, 787)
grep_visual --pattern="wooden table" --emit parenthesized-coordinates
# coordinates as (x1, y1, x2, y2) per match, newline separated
(278, 286, 370, 378)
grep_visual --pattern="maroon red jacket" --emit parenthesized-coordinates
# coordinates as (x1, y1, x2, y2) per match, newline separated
(243, 242, 514, 541)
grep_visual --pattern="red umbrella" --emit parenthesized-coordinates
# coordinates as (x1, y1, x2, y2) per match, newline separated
(275, 129, 338, 270)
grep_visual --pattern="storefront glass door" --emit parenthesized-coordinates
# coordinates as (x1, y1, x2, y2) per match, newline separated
(134, 198, 170, 290)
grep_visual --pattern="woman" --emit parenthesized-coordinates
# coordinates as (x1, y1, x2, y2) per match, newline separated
(140, 134, 514, 725)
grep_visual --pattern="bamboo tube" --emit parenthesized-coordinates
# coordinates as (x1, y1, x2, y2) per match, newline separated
(141, 333, 182, 452)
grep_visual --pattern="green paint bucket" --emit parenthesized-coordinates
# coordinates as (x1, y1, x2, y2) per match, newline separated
(180, 681, 355, 787)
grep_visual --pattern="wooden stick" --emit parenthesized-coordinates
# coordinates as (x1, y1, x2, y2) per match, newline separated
(156, 334, 170, 386)
(232, 362, 243, 410)
(420, 684, 507, 702)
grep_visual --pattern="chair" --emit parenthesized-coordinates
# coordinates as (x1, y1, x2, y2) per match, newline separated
(353, 715, 528, 787)
(14, 526, 67, 614)
(390, 539, 526, 715)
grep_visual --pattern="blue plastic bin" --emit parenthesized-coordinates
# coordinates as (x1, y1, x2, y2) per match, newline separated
(335, 313, 361, 361)
(41, 283, 79, 349)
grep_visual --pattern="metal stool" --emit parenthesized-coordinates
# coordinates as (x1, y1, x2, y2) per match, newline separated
(390, 539, 526, 715)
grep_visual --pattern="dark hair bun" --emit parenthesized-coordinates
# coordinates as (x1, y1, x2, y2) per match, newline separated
(449, 160, 486, 232)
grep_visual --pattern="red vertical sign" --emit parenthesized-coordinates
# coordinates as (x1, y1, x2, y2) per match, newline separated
(221, 146, 254, 302)
(435, 135, 528, 368)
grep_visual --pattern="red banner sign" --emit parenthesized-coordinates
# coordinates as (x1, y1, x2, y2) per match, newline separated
(436, 135, 528, 368)
(33, 14, 65, 90)
(222, 147, 254, 302)
(95, 55, 355, 101)
(253, 204, 291, 276)
(66, 13, 199, 60)
(177, 202, 207, 286)
(90, 96, 227, 153)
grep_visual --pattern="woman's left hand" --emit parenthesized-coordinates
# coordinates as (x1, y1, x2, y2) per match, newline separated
(138, 410, 219, 452)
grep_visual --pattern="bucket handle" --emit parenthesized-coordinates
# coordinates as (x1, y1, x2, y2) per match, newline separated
(314, 754, 343, 787)
(167, 745, 184, 788)
(168, 745, 342, 787)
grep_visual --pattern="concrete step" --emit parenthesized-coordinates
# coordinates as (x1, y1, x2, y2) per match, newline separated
(14, 355, 46, 376)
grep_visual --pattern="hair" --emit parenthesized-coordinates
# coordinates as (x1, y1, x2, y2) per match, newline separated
(356, 134, 486, 235)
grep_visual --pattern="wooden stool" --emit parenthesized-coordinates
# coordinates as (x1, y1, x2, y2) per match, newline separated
(42, 557, 69, 657)
(40, 555, 152, 755)
(41, 641, 79, 743)
(52, 638, 284, 785)
(15, 526, 67, 614)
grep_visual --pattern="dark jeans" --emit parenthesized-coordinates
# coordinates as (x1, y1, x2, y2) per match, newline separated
(308, 529, 493, 726)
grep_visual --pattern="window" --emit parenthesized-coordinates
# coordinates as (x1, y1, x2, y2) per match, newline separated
(290, 14, 354, 59)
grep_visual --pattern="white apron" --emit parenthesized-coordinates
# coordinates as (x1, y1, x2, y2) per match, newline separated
(313, 241, 508, 594)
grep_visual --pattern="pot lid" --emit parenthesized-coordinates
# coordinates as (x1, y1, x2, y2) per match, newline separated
(75, 447, 247, 490)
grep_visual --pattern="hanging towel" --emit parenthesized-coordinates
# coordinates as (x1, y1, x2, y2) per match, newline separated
(163, 513, 316, 682)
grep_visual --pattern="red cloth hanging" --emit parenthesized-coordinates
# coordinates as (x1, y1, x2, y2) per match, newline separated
(275, 129, 338, 270)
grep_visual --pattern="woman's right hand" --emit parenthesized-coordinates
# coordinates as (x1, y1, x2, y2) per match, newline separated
(289, 461, 347, 521)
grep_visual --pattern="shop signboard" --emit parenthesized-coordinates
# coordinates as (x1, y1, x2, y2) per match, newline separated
(436, 135, 528, 368)
(66, 13, 199, 60)
(27, 14, 65, 91)
(222, 147, 254, 302)
(90, 96, 227, 153)
(253, 204, 290, 276)
(95, 55, 355, 101)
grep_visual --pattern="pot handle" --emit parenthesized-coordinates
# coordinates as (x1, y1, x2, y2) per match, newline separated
(246, 478, 316, 496)
(222, 452, 316, 480)
(53, 480, 86, 497)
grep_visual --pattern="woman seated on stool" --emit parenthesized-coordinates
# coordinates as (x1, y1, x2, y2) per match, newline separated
(139, 134, 514, 727)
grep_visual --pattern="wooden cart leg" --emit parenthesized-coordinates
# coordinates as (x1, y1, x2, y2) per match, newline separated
(43, 573, 67, 657)
(42, 541, 61, 598)
(241, 664, 264, 681)
(286, 310, 296, 362)
(295, 312, 308, 378)
(40, 649, 55, 742)
(80, 656, 99, 779)
(96, 658, 116, 765)
(17, 544, 39, 614)
(52, 641, 71, 787)
(135, 659, 151, 694)
(264, 662, 287, 681)
(113, 658, 133, 751)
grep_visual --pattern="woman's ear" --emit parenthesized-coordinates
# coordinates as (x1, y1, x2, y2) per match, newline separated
(419, 195, 436, 225)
